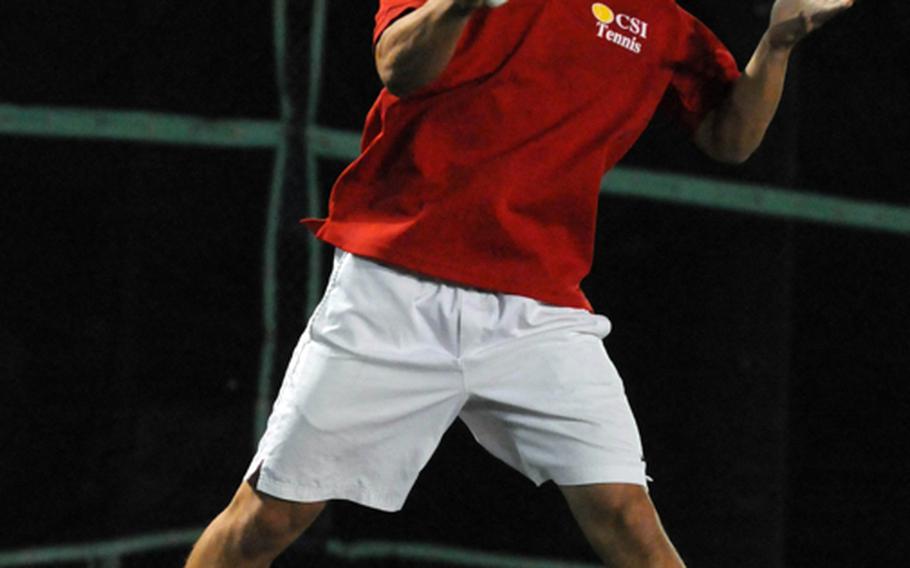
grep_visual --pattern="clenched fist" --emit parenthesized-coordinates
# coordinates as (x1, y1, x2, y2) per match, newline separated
(768, 0, 854, 49)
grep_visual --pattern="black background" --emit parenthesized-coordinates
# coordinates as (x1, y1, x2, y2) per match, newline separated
(1, 1, 908, 566)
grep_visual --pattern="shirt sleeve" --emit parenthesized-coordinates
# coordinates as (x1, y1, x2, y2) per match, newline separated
(661, 6, 741, 132)
(374, 0, 428, 47)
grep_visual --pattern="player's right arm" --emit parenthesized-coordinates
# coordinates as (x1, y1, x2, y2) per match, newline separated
(375, 0, 485, 97)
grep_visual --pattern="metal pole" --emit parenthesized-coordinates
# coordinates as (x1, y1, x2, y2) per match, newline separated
(255, 0, 292, 445)
(304, 0, 330, 321)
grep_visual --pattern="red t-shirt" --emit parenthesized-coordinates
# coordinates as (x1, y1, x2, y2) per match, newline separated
(303, 0, 740, 311)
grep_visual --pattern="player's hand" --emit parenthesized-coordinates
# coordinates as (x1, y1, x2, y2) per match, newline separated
(767, 0, 854, 50)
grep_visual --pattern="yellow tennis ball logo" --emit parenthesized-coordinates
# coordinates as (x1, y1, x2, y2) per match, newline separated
(592, 3, 615, 25)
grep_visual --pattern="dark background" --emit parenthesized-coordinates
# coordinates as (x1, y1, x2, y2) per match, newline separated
(1, 1, 908, 566)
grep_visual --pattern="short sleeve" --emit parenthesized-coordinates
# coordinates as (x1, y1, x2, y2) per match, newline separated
(661, 7, 741, 132)
(374, 0, 427, 46)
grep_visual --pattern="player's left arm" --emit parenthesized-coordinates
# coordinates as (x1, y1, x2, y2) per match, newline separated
(694, 0, 854, 164)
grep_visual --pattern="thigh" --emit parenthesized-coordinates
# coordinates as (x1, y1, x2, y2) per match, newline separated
(560, 483, 683, 567)
(459, 299, 647, 487)
(233, 473, 327, 535)
(249, 339, 465, 500)
(560, 482, 654, 525)
(246, 249, 468, 512)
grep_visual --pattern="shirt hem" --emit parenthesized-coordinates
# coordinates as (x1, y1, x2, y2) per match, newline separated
(300, 218, 594, 313)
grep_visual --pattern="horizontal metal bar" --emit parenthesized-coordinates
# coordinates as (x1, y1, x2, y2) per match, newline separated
(0, 532, 596, 568)
(307, 124, 361, 160)
(604, 168, 910, 235)
(326, 539, 599, 568)
(0, 528, 201, 566)
(0, 104, 280, 148)
(2, 109, 906, 235)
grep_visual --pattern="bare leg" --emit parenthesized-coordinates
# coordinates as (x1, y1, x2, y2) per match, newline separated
(560, 483, 685, 568)
(185, 478, 325, 568)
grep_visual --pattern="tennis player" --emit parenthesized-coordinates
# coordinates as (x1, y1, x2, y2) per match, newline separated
(186, 1, 853, 566)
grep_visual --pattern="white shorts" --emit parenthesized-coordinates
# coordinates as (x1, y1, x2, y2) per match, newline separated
(245, 248, 647, 512)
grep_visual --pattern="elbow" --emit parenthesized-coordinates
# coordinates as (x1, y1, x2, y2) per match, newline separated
(375, 41, 404, 97)
(709, 143, 755, 165)
(382, 72, 416, 98)
(697, 128, 759, 164)
(376, 59, 417, 98)
(375, 41, 422, 98)
(695, 111, 764, 165)
(376, 58, 399, 96)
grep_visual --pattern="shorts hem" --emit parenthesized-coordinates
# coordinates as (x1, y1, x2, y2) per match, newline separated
(542, 463, 649, 489)
(251, 467, 407, 513)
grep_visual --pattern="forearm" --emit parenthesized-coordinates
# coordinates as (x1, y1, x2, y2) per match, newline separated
(696, 33, 792, 164)
(375, 0, 478, 97)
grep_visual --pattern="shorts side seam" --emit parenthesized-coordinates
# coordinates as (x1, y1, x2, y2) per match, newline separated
(307, 249, 351, 330)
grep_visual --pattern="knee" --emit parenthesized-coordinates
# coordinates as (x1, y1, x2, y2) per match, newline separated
(568, 484, 658, 536)
(241, 501, 325, 551)
(601, 489, 655, 535)
(226, 482, 326, 559)
(562, 484, 683, 567)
